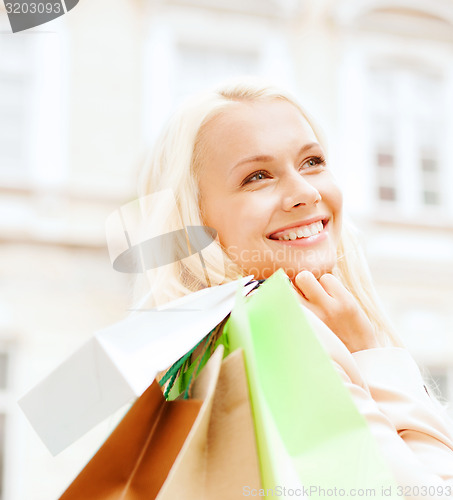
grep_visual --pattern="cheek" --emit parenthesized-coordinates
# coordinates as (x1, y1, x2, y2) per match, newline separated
(222, 203, 264, 244)
(206, 195, 272, 250)
(318, 175, 343, 218)
(326, 181, 343, 243)
(331, 184, 343, 219)
(312, 175, 343, 246)
(201, 196, 245, 246)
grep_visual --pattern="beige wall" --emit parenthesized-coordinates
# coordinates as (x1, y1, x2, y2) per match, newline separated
(1, 0, 453, 498)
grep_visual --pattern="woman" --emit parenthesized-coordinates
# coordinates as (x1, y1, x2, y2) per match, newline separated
(137, 80, 453, 494)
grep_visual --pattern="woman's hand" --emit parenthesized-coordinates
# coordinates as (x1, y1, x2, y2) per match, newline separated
(294, 270, 384, 353)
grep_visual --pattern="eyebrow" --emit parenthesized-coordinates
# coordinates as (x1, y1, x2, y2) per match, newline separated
(231, 142, 321, 172)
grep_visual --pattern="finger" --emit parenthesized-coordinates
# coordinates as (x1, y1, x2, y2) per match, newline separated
(295, 270, 331, 306)
(292, 281, 311, 305)
(291, 281, 323, 316)
(318, 273, 350, 299)
(318, 273, 359, 316)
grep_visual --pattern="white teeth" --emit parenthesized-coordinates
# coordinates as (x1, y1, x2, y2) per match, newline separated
(276, 220, 324, 241)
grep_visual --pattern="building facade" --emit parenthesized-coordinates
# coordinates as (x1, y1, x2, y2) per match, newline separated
(1, 0, 452, 498)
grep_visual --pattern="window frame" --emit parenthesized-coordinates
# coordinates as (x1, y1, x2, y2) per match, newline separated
(0, 20, 69, 190)
(337, 31, 453, 226)
(141, 6, 296, 147)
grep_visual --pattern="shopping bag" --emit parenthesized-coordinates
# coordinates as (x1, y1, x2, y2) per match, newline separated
(19, 276, 255, 456)
(225, 269, 399, 498)
(59, 345, 260, 500)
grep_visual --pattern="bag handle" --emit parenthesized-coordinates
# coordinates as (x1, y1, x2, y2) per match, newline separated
(159, 279, 265, 399)
(159, 316, 230, 400)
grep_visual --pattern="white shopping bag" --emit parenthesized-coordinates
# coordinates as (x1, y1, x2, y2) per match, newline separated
(19, 277, 255, 455)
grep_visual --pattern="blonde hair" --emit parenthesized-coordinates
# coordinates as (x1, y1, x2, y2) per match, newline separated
(135, 79, 403, 348)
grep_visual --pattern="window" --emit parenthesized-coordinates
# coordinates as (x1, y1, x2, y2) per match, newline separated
(372, 115, 397, 203)
(175, 44, 259, 103)
(0, 350, 10, 500)
(426, 367, 449, 400)
(424, 365, 453, 416)
(142, 7, 294, 146)
(0, 34, 33, 183)
(367, 64, 447, 214)
(0, 353, 8, 390)
(0, 24, 67, 189)
(414, 73, 444, 208)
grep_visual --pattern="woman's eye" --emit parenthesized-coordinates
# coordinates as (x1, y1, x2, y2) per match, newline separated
(301, 155, 326, 170)
(242, 170, 270, 185)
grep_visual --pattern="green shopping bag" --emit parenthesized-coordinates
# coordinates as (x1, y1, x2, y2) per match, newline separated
(224, 269, 399, 499)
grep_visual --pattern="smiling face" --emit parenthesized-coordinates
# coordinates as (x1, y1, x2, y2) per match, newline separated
(197, 98, 343, 281)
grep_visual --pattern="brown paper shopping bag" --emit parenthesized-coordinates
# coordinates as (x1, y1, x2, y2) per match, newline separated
(59, 346, 260, 500)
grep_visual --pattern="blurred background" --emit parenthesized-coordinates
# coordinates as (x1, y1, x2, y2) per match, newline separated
(1, 0, 453, 498)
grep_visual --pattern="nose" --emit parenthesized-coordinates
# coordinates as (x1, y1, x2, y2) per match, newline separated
(281, 171, 321, 211)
